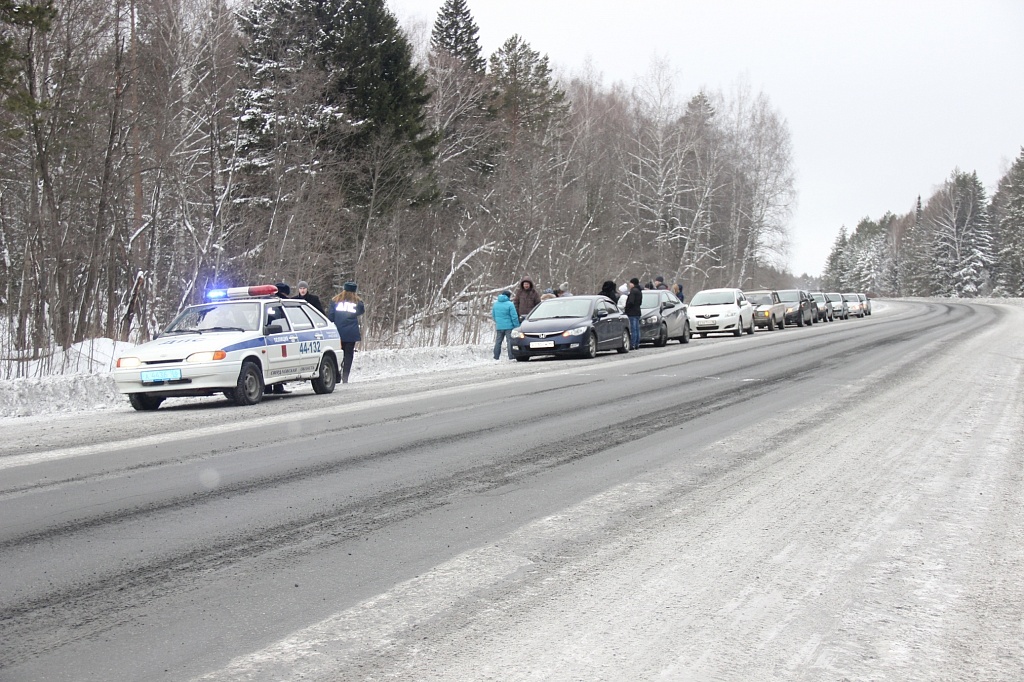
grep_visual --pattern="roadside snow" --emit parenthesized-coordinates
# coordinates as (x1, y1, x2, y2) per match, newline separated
(0, 342, 496, 419)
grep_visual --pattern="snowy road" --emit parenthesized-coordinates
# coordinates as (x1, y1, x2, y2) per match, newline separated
(1, 300, 1022, 681)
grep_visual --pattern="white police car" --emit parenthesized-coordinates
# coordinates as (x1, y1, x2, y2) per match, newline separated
(112, 285, 342, 411)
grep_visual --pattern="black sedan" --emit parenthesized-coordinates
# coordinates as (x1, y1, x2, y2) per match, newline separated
(777, 289, 815, 327)
(511, 296, 630, 361)
(639, 289, 691, 345)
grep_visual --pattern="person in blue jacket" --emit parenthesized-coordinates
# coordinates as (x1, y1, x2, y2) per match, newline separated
(328, 281, 364, 384)
(491, 289, 519, 360)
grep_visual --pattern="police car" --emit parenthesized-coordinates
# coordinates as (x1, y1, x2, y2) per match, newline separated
(112, 285, 342, 411)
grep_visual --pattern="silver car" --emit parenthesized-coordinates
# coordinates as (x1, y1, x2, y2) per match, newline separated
(827, 292, 848, 319)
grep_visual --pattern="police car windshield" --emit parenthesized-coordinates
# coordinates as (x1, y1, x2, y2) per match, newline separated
(166, 302, 261, 333)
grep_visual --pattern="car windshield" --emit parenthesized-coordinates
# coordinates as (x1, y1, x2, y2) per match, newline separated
(827, 293, 842, 300)
(811, 293, 826, 302)
(641, 292, 663, 310)
(842, 293, 859, 302)
(746, 293, 774, 306)
(166, 302, 261, 333)
(777, 290, 800, 302)
(689, 291, 736, 306)
(528, 298, 593, 320)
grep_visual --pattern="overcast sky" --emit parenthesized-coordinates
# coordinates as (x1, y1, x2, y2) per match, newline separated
(389, 0, 1024, 276)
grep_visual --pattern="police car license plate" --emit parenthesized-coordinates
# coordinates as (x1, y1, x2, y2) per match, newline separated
(530, 341, 555, 349)
(141, 368, 182, 382)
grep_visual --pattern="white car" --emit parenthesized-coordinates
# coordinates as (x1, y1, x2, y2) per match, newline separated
(113, 285, 342, 410)
(687, 287, 755, 337)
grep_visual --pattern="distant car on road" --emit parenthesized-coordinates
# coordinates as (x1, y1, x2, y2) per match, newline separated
(842, 293, 864, 318)
(777, 289, 815, 327)
(744, 289, 785, 331)
(827, 292, 849, 319)
(511, 295, 629, 361)
(687, 288, 755, 338)
(859, 293, 872, 316)
(810, 291, 834, 322)
(639, 289, 691, 346)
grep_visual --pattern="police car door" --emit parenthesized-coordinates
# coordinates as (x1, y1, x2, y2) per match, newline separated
(283, 303, 322, 378)
(263, 302, 301, 381)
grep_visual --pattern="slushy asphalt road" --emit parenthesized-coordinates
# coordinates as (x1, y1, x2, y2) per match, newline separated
(2, 300, 1021, 681)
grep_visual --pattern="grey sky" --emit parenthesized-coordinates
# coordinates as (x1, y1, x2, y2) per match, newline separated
(390, 0, 1024, 276)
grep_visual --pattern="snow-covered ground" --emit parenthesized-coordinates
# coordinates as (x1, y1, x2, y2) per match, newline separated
(0, 340, 497, 419)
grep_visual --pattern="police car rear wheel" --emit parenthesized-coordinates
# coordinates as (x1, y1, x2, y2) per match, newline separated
(311, 356, 337, 394)
(233, 361, 264, 406)
(128, 393, 164, 411)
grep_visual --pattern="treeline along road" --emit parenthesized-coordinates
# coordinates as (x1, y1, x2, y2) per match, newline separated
(1, 300, 1022, 680)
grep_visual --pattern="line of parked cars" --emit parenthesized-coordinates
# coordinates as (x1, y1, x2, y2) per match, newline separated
(510, 287, 872, 361)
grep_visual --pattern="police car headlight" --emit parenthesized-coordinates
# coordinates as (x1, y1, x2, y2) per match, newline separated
(186, 350, 227, 363)
(511, 329, 524, 339)
(116, 356, 141, 369)
(562, 326, 588, 337)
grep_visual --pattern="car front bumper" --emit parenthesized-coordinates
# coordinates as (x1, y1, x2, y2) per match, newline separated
(112, 360, 245, 396)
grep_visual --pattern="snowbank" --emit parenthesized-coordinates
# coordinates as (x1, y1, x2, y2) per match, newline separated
(0, 342, 496, 419)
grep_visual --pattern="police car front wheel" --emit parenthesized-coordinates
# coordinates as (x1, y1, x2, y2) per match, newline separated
(233, 361, 265, 406)
(129, 393, 164, 411)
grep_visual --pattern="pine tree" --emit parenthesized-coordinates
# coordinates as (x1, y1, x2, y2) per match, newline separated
(990, 147, 1024, 296)
(821, 227, 848, 290)
(0, 0, 55, 120)
(928, 169, 993, 297)
(489, 35, 567, 144)
(430, 0, 485, 73)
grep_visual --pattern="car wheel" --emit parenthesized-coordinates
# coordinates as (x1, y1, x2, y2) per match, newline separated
(654, 324, 668, 347)
(128, 393, 164, 411)
(766, 316, 775, 331)
(311, 355, 337, 394)
(679, 321, 691, 344)
(232, 360, 264, 406)
(733, 323, 742, 337)
(746, 317, 755, 335)
(616, 329, 630, 353)
(796, 314, 804, 327)
(582, 332, 598, 359)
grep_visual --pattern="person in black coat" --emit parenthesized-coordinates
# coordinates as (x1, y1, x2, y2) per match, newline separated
(624, 277, 643, 350)
(295, 280, 324, 314)
(599, 280, 618, 304)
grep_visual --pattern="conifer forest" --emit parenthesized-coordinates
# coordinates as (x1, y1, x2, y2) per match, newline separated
(1, 0, 1021, 378)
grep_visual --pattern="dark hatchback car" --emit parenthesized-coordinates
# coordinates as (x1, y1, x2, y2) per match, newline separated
(511, 295, 630, 361)
(777, 289, 815, 327)
(639, 289, 691, 346)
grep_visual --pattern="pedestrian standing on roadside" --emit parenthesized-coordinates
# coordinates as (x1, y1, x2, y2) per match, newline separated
(328, 282, 364, 384)
(491, 290, 519, 360)
(512, 277, 541, 320)
(294, 280, 324, 314)
(599, 280, 618, 305)
(654, 276, 668, 290)
(624, 277, 643, 350)
(673, 282, 685, 302)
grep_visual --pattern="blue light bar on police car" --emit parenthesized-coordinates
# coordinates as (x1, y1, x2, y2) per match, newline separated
(205, 284, 281, 301)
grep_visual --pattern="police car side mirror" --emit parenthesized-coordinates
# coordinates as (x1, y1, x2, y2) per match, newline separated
(265, 323, 284, 335)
